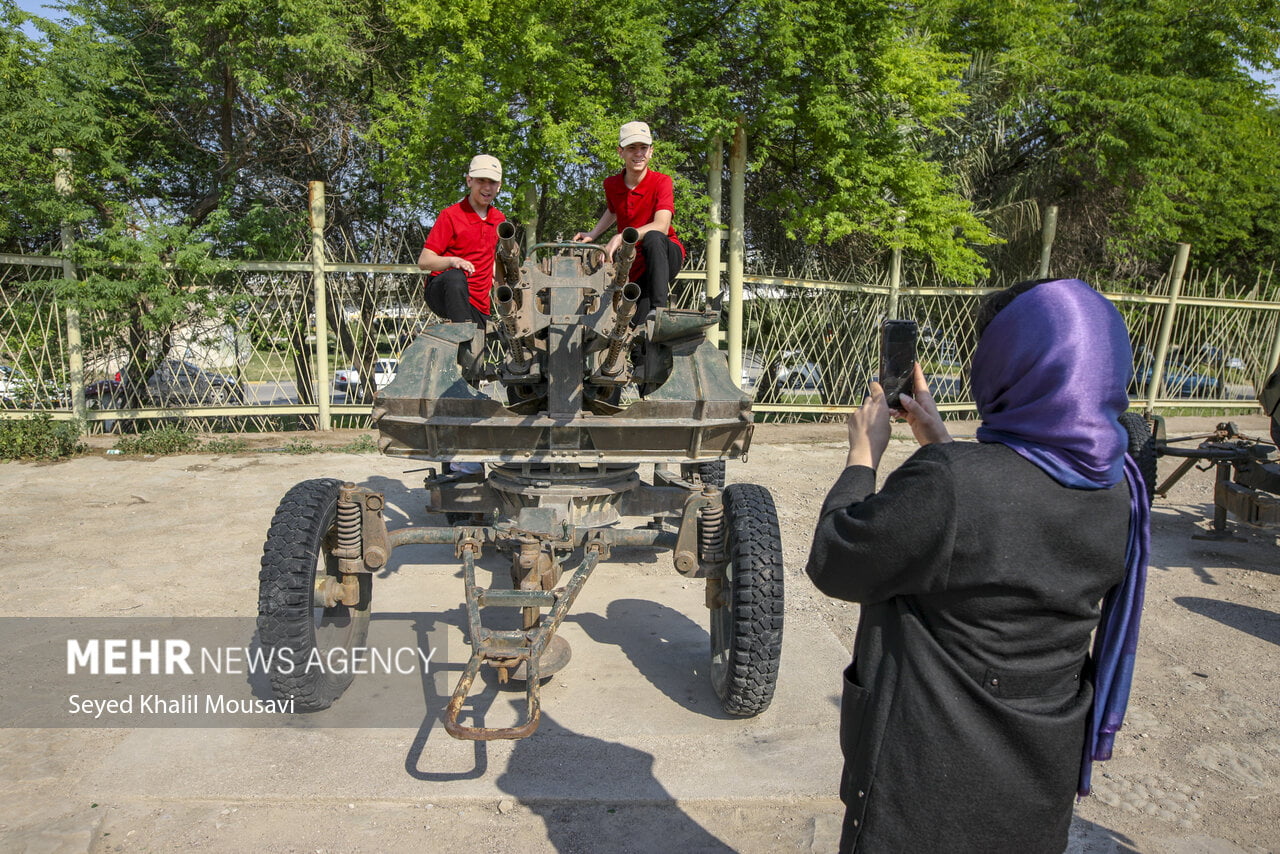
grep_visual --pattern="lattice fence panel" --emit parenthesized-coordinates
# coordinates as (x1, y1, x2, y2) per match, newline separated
(71, 264, 317, 433)
(4, 250, 1279, 432)
(895, 290, 994, 407)
(0, 261, 70, 410)
(740, 279, 885, 421)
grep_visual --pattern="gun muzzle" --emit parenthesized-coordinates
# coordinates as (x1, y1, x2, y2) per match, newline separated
(496, 283, 518, 317)
(496, 220, 521, 287)
(612, 227, 640, 285)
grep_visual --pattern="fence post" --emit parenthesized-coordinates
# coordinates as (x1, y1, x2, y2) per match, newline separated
(1146, 242, 1191, 412)
(54, 149, 87, 422)
(1264, 266, 1280, 378)
(727, 120, 746, 387)
(1037, 205, 1058, 279)
(706, 136, 724, 347)
(309, 181, 332, 430)
(1266, 307, 1280, 380)
(887, 245, 903, 319)
(524, 183, 539, 255)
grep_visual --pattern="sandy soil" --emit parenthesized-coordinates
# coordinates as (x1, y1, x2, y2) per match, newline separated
(0, 414, 1277, 853)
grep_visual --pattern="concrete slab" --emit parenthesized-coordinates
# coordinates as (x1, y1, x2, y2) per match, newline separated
(76, 564, 845, 803)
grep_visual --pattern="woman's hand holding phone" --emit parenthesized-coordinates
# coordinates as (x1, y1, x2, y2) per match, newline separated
(898, 363, 952, 447)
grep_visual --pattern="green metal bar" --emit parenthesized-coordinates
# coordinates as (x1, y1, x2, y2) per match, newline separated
(727, 120, 746, 389)
(1146, 243, 1191, 412)
(1037, 205, 1058, 279)
(0, 253, 63, 267)
(54, 149, 87, 423)
(477, 589, 557, 608)
(1107, 292, 1280, 310)
(706, 136, 724, 347)
(309, 182, 331, 431)
(0, 405, 339, 421)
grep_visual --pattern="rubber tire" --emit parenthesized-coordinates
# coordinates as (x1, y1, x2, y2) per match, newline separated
(1120, 412, 1157, 506)
(710, 482, 784, 716)
(258, 478, 372, 710)
(681, 460, 726, 488)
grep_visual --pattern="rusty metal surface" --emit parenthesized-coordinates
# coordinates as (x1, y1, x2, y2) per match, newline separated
(1155, 420, 1280, 535)
(442, 546, 602, 740)
(1219, 480, 1280, 527)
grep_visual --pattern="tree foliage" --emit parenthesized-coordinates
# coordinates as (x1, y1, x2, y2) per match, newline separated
(2, 0, 1279, 289)
(918, 0, 1280, 281)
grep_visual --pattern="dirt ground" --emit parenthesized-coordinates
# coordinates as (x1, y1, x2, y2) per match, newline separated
(0, 414, 1277, 853)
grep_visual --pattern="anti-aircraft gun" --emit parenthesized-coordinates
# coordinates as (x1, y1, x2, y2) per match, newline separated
(257, 227, 782, 740)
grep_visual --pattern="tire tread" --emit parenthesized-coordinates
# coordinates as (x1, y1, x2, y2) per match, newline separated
(714, 482, 784, 716)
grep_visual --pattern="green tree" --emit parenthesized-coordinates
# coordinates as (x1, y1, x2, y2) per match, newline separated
(372, 0, 996, 280)
(371, 0, 676, 243)
(715, 0, 994, 281)
(918, 0, 1280, 283)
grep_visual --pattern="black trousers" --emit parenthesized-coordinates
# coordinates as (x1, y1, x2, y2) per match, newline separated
(633, 230, 684, 321)
(425, 268, 488, 326)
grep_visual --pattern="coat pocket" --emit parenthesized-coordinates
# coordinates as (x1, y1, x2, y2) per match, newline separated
(839, 661, 872, 804)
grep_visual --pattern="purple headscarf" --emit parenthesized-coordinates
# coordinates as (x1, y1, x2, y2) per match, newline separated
(970, 278, 1150, 798)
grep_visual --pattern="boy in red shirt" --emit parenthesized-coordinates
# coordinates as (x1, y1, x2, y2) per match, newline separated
(417, 154, 506, 326)
(574, 122, 685, 321)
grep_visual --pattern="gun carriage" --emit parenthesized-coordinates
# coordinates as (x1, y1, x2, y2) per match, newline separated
(257, 225, 784, 739)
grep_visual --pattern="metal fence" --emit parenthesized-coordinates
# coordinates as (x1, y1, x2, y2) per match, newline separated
(3, 203, 1278, 434)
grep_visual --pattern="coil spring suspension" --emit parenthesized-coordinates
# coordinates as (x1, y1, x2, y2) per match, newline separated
(699, 498, 726, 564)
(335, 494, 362, 557)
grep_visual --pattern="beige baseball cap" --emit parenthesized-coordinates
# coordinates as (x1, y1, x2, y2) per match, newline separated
(467, 154, 502, 181)
(618, 121, 653, 147)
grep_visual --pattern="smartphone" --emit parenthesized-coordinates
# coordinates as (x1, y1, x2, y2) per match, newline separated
(880, 319, 918, 410)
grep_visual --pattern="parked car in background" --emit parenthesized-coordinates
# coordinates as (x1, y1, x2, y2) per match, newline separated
(334, 359, 399, 394)
(1198, 345, 1246, 371)
(739, 351, 765, 391)
(918, 326, 960, 366)
(84, 359, 245, 409)
(773, 354, 823, 391)
(1130, 357, 1219, 398)
(0, 365, 32, 402)
(1, 365, 72, 407)
(741, 350, 823, 397)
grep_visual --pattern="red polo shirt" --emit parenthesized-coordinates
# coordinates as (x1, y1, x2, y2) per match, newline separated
(424, 198, 506, 314)
(603, 170, 684, 282)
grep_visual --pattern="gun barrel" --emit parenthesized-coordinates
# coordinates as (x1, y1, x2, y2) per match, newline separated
(495, 282, 530, 365)
(599, 281, 642, 376)
(496, 221, 521, 287)
(612, 227, 640, 285)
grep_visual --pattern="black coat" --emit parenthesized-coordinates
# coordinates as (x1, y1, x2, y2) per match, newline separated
(806, 441, 1130, 853)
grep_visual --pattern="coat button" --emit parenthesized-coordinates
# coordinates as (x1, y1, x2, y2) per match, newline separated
(990, 677, 999, 687)
(858, 790, 865, 798)
(853, 820, 860, 827)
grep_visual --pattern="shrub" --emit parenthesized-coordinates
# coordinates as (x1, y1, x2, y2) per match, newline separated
(0, 414, 86, 461)
(204, 436, 250, 454)
(338, 433, 377, 454)
(113, 426, 200, 455)
(280, 438, 319, 455)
